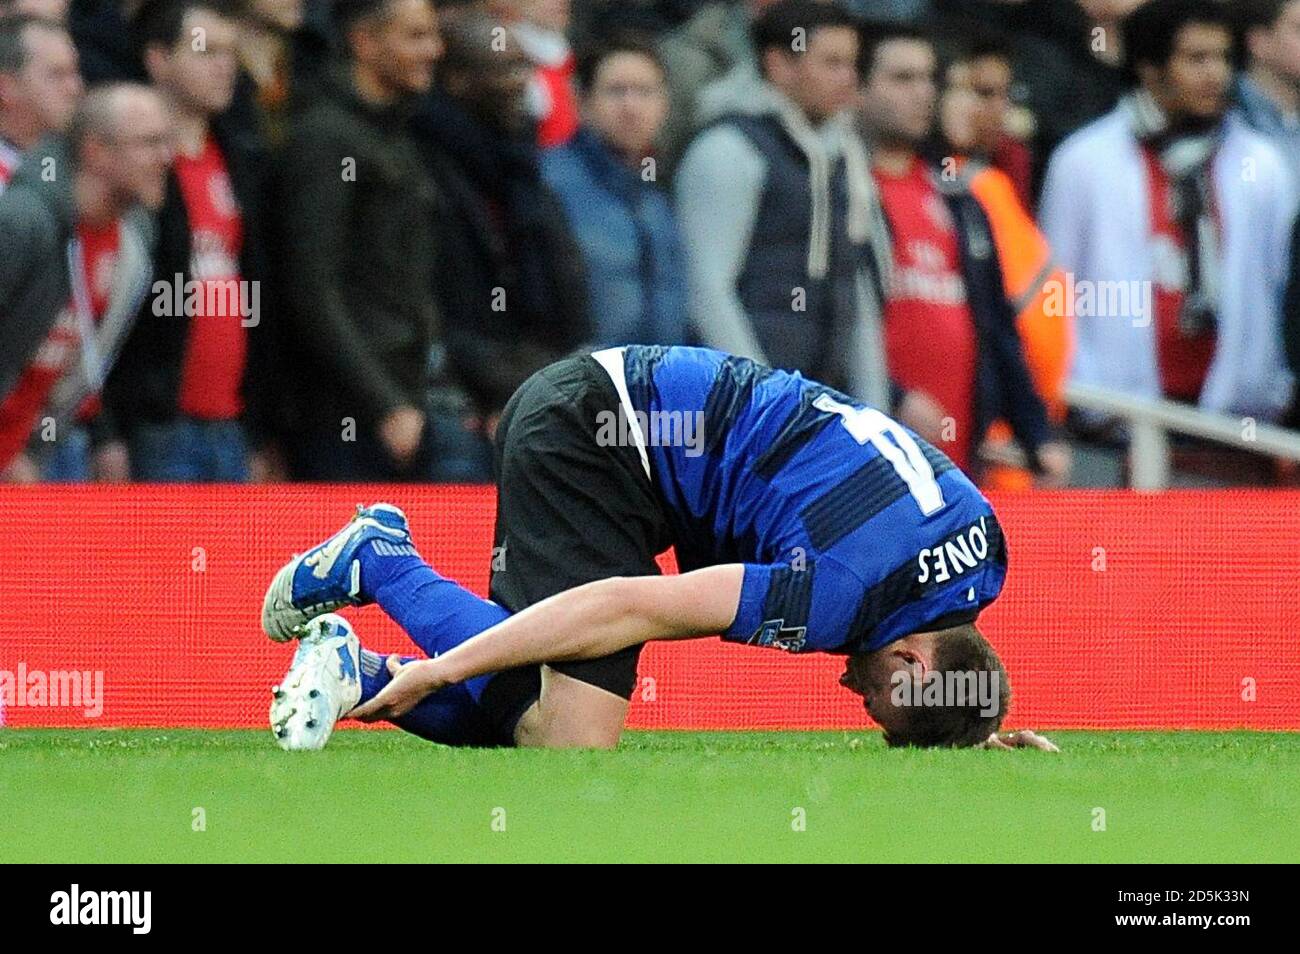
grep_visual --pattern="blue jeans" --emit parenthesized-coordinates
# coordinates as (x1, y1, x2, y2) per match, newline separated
(129, 418, 249, 483)
(292, 411, 493, 483)
(40, 425, 92, 482)
(424, 412, 494, 483)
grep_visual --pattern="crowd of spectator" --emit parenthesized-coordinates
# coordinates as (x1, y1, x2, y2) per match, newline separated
(0, 0, 1297, 487)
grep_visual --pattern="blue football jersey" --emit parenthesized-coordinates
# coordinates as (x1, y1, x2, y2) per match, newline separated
(605, 345, 1008, 654)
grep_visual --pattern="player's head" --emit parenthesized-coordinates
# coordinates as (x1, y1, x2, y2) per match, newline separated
(840, 622, 1009, 748)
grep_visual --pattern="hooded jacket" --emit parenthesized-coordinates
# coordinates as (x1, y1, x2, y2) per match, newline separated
(656, 0, 754, 174)
(674, 80, 892, 402)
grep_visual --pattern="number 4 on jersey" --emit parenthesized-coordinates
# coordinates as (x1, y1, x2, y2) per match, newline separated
(813, 393, 946, 517)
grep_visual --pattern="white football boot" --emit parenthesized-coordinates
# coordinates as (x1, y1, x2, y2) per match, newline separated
(269, 614, 362, 751)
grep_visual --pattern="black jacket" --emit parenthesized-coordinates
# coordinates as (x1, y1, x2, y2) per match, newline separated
(412, 91, 592, 414)
(271, 68, 445, 437)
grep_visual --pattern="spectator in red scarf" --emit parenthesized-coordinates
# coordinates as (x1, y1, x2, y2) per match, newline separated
(0, 84, 168, 483)
(100, 0, 271, 482)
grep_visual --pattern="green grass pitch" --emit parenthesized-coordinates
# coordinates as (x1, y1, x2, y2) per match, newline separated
(2, 729, 1296, 863)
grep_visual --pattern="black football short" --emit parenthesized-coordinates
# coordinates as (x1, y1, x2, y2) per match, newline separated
(477, 355, 674, 742)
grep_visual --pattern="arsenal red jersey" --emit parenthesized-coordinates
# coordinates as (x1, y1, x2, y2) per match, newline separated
(173, 135, 247, 420)
(874, 158, 978, 471)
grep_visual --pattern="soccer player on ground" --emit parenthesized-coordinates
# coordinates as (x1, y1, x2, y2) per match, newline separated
(263, 346, 1058, 752)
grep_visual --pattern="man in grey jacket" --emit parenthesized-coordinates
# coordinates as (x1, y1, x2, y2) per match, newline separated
(674, 0, 892, 403)
(657, 0, 764, 175)
(0, 82, 167, 480)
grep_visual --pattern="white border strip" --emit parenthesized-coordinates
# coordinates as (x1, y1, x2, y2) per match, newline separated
(591, 347, 651, 480)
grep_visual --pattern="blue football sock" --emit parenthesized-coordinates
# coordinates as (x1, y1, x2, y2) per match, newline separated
(357, 544, 510, 703)
(357, 648, 498, 746)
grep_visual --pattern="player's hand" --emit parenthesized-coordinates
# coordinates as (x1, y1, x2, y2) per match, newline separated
(346, 656, 445, 722)
(1034, 441, 1072, 488)
(896, 390, 948, 449)
(977, 729, 1060, 752)
(248, 444, 288, 483)
(92, 441, 131, 483)
(379, 406, 425, 466)
(1, 452, 40, 484)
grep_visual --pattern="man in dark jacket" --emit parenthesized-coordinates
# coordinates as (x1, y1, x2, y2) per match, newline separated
(412, 9, 591, 420)
(275, 0, 490, 481)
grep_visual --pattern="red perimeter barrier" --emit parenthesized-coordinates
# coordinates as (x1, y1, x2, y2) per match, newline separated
(0, 486, 1296, 731)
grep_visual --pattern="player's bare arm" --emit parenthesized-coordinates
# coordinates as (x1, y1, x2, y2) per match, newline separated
(348, 565, 745, 722)
(344, 556, 1059, 752)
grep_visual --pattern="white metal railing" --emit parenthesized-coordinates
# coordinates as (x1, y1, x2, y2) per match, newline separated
(1063, 383, 1300, 489)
